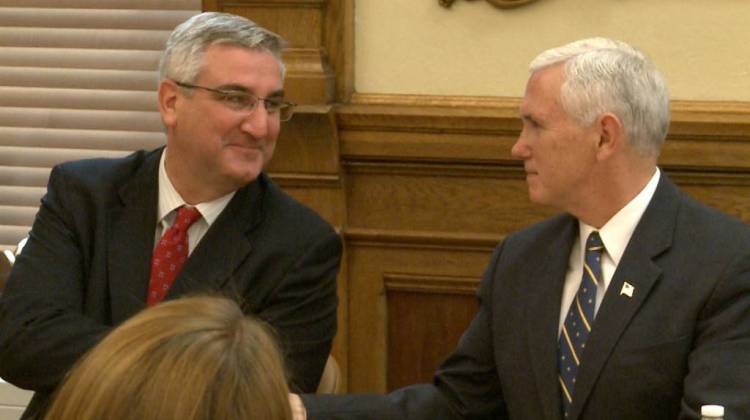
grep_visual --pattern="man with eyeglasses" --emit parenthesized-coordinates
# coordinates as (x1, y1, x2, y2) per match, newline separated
(0, 12, 341, 420)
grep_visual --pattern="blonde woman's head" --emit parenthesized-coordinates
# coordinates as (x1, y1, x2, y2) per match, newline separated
(45, 296, 292, 420)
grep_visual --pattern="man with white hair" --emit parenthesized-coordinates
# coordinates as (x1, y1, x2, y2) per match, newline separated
(296, 37, 750, 419)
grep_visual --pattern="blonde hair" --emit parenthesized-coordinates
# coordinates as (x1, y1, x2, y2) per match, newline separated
(44, 296, 292, 420)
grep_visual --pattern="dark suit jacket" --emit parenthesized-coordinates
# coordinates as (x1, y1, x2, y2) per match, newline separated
(0, 148, 341, 419)
(304, 174, 750, 420)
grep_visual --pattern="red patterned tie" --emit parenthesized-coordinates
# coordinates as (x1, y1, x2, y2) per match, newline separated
(147, 206, 202, 306)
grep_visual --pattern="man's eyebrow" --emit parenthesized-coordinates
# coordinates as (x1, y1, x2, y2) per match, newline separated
(520, 113, 539, 124)
(215, 83, 250, 92)
(266, 90, 285, 99)
(214, 84, 285, 99)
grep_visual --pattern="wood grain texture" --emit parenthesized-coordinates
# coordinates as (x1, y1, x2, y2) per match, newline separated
(346, 245, 491, 392)
(385, 277, 479, 390)
(324, 0, 354, 102)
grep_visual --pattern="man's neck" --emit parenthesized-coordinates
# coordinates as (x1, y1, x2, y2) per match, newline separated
(163, 149, 239, 205)
(575, 165, 657, 229)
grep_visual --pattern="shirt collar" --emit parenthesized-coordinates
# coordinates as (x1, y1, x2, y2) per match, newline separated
(157, 148, 235, 225)
(578, 168, 661, 265)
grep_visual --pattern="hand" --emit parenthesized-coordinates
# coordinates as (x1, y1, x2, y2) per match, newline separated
(289, 393, 307, 420)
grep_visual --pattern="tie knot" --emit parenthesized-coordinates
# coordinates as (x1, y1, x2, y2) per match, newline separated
(174, 206, 202, 229)
(586, 231, 604, 253)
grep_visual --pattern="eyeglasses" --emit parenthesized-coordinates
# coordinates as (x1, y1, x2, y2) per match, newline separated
(173, 81, 296, 122)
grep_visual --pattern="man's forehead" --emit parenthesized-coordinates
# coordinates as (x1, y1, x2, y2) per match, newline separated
(520, 67, 564, 115)
(197, 45, 283, 90)
(201, 44, 279, 69)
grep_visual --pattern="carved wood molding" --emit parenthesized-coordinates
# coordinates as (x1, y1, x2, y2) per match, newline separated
(346, 160, 522, 178)
(346, 227, 502, 250)
(440, 0, 538, 9)
(342, 94, 750, 137)
(383, 273, 479, 295)
(267, 172, 341, 188)
(338, 93, 750, 171)
(340, 93, 521, 134)
(666, 170, 750, 186)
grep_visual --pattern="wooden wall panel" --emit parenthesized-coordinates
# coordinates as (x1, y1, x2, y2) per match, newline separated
(346, 242, 491, 393)
(669, 173, 750, 221)
(268, 106, 339, 175)
(220, 4, 323, 47)
(346, 163, 557, 236)
(385, 274, 479, 390)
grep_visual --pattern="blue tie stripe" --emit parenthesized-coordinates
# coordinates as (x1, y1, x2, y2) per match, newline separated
(558, 231, 604, 418)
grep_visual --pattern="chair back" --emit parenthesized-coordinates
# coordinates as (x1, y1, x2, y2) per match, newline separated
(315, 355, 342, 394)
(0, 249, 13, 294)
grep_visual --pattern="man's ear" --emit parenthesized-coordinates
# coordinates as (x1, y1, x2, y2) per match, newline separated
(158, 79, 180, 128)
(595, 112, 624, 161)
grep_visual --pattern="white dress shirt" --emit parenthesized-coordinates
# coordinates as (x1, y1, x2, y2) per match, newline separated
(154, 149, 235, 254)
(558, 168, 661, 336)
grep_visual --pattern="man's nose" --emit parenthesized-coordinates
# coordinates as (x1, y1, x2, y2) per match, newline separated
(511, 131, 530, 159)
(240, 106, 271, 139)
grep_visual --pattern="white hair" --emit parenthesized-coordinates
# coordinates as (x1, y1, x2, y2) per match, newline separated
(530, 37, 670, 157)
(159, 12, 287, 84)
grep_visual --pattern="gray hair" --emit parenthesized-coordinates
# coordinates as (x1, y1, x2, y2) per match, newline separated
(159, 12, 287, 84)
(529, 37, 670, 158)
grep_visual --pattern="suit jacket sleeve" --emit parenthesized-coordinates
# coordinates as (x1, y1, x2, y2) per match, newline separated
(680, 251, 750, 419)
(0, 165, 110, 391)
(257, 226, 342, 393)
(303, 243, 510, 420)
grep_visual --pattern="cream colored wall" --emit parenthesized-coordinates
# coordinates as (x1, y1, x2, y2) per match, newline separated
(355, 0, 750, 101)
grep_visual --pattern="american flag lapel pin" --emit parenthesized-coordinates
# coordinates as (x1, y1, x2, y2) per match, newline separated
(620, 282, 635, 298)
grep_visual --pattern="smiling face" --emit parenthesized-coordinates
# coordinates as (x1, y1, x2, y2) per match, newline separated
(160, 43, 284, 201)
(511, 64, 601, 213)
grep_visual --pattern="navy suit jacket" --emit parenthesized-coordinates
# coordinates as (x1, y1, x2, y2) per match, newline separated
(304, 174, 750, 420)
(0, 148, 342, 419)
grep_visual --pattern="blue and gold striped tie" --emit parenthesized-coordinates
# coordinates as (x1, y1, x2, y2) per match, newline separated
(558, 231, 604, 418)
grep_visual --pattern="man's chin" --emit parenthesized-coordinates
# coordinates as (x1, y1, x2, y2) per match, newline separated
(527, 189, 550, 206)
(237, 170, 262, 185)
(221, 165, 263, 189)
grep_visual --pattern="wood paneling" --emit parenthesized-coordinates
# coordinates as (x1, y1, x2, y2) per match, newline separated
(346, 162, 556, 235)
(323, 0, 354, 102)
(269, 106, 339, 175)
(385, 273, 479, 390)
(346, 242, 491, 392)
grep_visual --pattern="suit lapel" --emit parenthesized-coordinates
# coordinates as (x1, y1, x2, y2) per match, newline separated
(164, 176, 264, 300)
(569, 175, 680, 419)
(107, 149, 161, 325)
(526, 216, 577, 420)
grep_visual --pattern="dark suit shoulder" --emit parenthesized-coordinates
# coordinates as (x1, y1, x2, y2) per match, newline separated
(259, 174, 337, 239)
(678, 189, 749, 235)
(501, 212, 576, 253)
(53, 149, 158, 192)
(672, 189, 750, 260)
